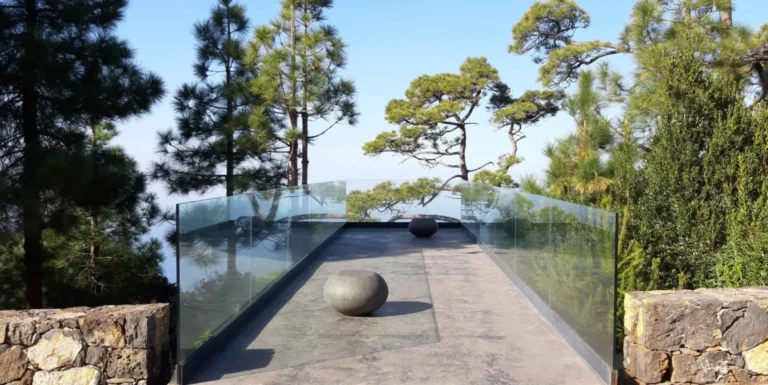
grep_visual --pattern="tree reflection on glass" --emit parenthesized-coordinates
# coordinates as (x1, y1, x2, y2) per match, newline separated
(177, 182, 347, 362)
(346, 178, 460, 222)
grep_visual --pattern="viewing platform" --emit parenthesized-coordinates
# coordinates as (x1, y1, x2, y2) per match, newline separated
(175, 180, 617, 385)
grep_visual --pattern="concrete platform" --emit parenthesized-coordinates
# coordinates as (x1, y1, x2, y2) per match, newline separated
(189, 228, 602, 385)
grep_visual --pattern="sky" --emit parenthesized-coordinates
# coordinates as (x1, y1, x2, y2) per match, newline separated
(113, 0, 767, 281)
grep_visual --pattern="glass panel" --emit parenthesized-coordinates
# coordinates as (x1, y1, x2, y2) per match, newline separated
(514, 192, 553, 304)
(547, 197, 616, 363)
(177, 181, 347, 363)
(345, 179, 461, 223)
(459, 182, 616, 365)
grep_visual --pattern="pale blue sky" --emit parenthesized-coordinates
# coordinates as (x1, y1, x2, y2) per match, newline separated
(113, 0, 767, 281)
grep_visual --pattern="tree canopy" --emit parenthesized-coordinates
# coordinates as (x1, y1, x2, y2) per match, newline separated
(0, 0, 167, 308)
(152, 0, 284, 197)
(248, 0, 358, 186)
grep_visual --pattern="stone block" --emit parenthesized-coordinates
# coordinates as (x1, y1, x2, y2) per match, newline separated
(106, 378, 135, 384)
(32, 366, 101, 385)
(27, 328, 84, 371)
(721, 302, 768, 353)
(729, 367, 752, 383)
(86, 346, 108, 367)
(35, 319, 60, 335)
(48, 309, 87, 330)
(629, 290, 723, 351)
(106, 348, 154, 379)
(121, 304, 169, 349)
(80, 312, 126, 348)
(8, 320, 39, 346)
(7, 370, 33, 385)
(744, 340, 768, 375)
(731, 353, 745, 367)
(623, 338, 670, 384)
(671, 350, 730, 383)
(0, 345, 28, 383)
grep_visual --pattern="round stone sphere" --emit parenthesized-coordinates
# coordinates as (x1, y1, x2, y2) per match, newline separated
(323, 270, 389, 316)
(408, 218, 438, 238)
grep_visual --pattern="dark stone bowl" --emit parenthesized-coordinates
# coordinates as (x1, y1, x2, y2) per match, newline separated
(323, 270, 389, 316)
(408, 218, 438, 238)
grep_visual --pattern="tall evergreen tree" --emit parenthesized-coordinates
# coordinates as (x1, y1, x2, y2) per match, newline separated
(0, 0, 164, 308)
(509, 0, 765, 107)
(152, 0, 283, 196)
(249, 0, 358, 186)
(42, 122, 173, 307)
(151, 0, 284, 277)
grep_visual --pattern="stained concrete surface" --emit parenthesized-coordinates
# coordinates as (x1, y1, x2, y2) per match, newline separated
(190, 228, 603, 385)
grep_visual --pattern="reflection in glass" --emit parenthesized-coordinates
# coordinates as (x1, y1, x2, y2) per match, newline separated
(177, 181, 346, 362)
(459, 182, 616, 365)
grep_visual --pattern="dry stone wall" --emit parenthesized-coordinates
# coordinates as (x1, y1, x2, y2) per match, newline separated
(624, 288, 768, 384)
(0, 304, 170, 385)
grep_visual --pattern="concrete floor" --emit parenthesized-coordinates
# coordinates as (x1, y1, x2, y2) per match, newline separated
(190, 228, 603, 385)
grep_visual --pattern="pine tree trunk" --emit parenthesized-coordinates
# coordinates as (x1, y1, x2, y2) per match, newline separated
(301, 11, 309, 186)
(88, 213, 101, 292)
(225, 16, 237, 276)
(301, 115, 308, 185)
(289, 139, 298, 186)
(22, 0, 43, 309)
(288, 112, 299, 186)
(288, 1, 299, 187)
(459, 126, 469, 180)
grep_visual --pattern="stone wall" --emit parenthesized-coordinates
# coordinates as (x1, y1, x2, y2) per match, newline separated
(0, 304, 170, 385)
(623, 288, 768, 384)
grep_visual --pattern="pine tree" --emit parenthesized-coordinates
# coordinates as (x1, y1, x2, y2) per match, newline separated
(476, 83, 563, 187)
(509, 0, 766, 107)
(0, 0, 164, 308)
(152, 0, 284, 277)
(152, 0, 283, 196)
(541, 70, 613, 205)
(249, 0, 358, 186)
(40, 122, 173, 307)
(363, 57, 500, 186)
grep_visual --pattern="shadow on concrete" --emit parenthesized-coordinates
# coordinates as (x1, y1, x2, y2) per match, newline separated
(195, 348, 275, 378)
(371, 300, 433, 317)
(187, 227, 470, 383)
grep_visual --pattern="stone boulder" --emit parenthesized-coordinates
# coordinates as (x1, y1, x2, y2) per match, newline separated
(324, 270, 389, 316)
(408, 218, 438, 238)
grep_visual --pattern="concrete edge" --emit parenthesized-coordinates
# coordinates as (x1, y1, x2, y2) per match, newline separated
(461, 225, 613, 385)
(178, 222, 346, 384)
(345, 222, 463, 229)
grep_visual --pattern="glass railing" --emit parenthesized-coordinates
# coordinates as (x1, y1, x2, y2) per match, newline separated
(176, 181, 346, 362)
(176, 179, 616, 375)
(458, 182, 616, 367)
